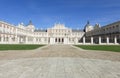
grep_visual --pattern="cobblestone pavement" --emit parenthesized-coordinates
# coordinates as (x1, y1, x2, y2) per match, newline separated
(0, 45, 120, 78)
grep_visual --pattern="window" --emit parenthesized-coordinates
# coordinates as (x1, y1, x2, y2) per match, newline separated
(113, 26, 115, 29)
(116, 25, 119, 27)
(109, 27, 111, 29)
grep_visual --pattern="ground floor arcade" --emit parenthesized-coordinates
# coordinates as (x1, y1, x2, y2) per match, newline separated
(84, 34, 120, 44)
(0, 33, 119, 44)
(0, 34, 80, 44)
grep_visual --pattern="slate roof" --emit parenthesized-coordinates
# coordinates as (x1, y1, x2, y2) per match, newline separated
(72, 29, 84, 32)
(34, 30, 47, 32)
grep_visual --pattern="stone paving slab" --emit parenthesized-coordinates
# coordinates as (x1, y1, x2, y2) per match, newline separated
(0, 45, 120, 78)
(0, 57, 120, 78)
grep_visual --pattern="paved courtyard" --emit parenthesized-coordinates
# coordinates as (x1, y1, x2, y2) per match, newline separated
(0, 45, 120, 78)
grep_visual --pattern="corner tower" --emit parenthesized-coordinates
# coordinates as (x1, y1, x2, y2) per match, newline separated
(84, 21, 93, 32)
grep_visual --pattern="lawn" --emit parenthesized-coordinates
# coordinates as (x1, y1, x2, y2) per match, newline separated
(75, 45, 120, 52)
(0, 44, 44, 50)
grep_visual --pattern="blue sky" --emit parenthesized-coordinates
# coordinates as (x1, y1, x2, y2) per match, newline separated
(0, 0, 120, 29)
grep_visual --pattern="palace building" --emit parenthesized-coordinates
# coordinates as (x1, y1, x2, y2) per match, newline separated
(85, 21, 120, 44)
(0, 20, 84, 44)
(0, 20, 120, 44)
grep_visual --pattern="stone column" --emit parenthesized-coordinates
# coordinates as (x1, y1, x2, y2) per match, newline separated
(1, 35, 4, 43)
(17, 37, 20, 43)
(21, 37, 23, 43)
(75, 37, 78, 44)
(50, 38, 53, 44)
(53, 37, 55, 44)
(2, 24, 4, 33)
(46, 37, 48, 44)
(50, 37, 55, 44)
(41, 38, 44, 43)
(107, 37, 109, 44)
(15, 36, 17, 43)
(4, 35, 7, 44)
(67, 37, 69, 44)
(91, 37, 93, 44)
(114, 36, 117, 44)
(9, 36, 12, 44)
(33, 37, 36, 44)
(83, 37, 85, 44)
(99, 36, 101, 44)
(60, 38, 62, 43)
(64, 37, 68, 44)
(25, 37, 28, 44)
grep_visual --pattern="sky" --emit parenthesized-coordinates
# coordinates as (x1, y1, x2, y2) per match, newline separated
(0, 0, 120, 29)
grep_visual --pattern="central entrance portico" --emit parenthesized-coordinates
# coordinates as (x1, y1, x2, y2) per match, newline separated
(49, 37, 69, 44)
(55, 38, 64, 44)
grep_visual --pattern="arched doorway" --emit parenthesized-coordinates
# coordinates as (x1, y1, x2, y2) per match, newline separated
(59, 38, 60, 43)
(55, 38, 57, 42)
(62, 38, 64, 43)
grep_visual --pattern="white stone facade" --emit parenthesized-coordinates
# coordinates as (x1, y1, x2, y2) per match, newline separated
(0, 21, 84, 44)
(0, 20, 119, 45)
(85, 21, 120, 44)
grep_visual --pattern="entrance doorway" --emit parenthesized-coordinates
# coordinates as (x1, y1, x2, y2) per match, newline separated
(55, 38, 64, 44)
